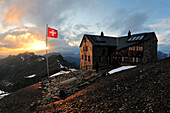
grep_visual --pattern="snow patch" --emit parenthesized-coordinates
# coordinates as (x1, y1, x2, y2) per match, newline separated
(0, 90, 10, 100)
(69, 69, 78, 72)
(60, 70, 70, 74)
(108, 66, 136, 75)
(50, 69, 75, 78)
(50, 72, 63, 78)
(38, 57, 45, 61)
(59, 63, 64, 68)
(49, 69, 77, 78)
(0, 90, 5, 95)
(56, 60, 66, 68)
(25, 74, 36, 78)
(21, 56, 25, 61)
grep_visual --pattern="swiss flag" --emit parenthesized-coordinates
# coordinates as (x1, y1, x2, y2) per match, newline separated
(47, 27, 58, 38)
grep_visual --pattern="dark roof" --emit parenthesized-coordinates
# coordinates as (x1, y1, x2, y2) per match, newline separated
(79, 35, 117, 47)
(116, 32, 156, 50)
(79, 32, 157, 50)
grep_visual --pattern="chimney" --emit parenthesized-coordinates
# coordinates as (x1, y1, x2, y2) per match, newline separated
(128, 30, 131, 39)
(101, 31, 104, 37)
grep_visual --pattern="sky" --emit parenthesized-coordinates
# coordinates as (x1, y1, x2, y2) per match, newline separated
(0, 0, 170, 56)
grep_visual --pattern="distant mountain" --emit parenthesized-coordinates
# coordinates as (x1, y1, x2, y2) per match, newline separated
(157, 51, 169, 60)
(0, 55, 6, 59)
(63, 56, 80, 66)
(0, 52, 78, 92)
(44, 52, 80, 66)
(44, 52, 61, 57)
(62, 52, 80, 58)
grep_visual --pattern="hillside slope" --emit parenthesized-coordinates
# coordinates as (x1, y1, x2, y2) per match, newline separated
(37, 57, 169, 112)
(0, 84, 42, 113)
(0, 57, 169, 113)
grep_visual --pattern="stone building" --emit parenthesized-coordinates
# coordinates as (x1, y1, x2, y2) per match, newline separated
(79, 31, 158, 70)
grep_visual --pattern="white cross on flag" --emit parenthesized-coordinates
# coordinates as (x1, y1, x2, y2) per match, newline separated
(47, 27, 58, 38)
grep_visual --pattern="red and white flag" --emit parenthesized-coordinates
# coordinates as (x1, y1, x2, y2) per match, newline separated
(47, 27, 58, 38)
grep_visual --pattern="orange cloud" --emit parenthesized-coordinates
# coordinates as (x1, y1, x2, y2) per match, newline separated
(0, 32, 48, 55)
(2, 0, 29, 26)
(0, 0, 4, 8)
(68, 41, 80, 46)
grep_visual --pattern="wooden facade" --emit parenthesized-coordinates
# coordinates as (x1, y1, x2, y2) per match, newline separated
(80, 32, 158, 70)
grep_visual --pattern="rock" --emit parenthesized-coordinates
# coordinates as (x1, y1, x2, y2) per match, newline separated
(53, 87, 59, 91)
(59, 90, 67, 99)
(46, 96, 52, 102)
(51, 78, 57, 82)
(52, 96, 60, 101)
(37, 100, 41, 105)
(29, 102, 37, 111)
(51, 94, 54, 97)
(46, 93, 51, 97)
(79, 99, 83, 103)
(41, 99, 48, 105)
(72, 87, 79, 91)
(43, 87, 47, 90)
(38, 86, 42, 90)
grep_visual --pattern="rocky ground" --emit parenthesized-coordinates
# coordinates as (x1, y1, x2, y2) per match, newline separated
(0, 84, 42, 113)
(0, 57, 169, 113)
(35, 57, 169, 112)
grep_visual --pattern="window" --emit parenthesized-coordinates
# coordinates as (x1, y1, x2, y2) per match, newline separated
(122, 57, 124, 61)
(85, 55, 87, 60)
(82, 55, 83, 59)
(133, 46, 135, 51)
(106, 56, 109, 61)
(88, 56, 90, 62)
(83, 46, 85, 51)
(136, 57, 138, 62)
(129, 47, 133, 51)
(136, 46, 139, 51)
(102, 49, 105, 55)
(133, 57, 135, 62)
(84, 38, 86, 43)
(86, 46, 88, 51)
(98, 56, 102, 61)
(138, 46, 143, 51)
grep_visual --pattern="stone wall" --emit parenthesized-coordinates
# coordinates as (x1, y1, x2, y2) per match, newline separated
(80, 36, 93, 70)
(143, 37, 157, 63)
(93, 46, 110, 68)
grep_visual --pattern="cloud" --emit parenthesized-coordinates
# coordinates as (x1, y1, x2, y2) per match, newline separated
(158, 44, 170, 53)
(2, 3, 28, 26)
(1, 0, 91, 27)
(0, 0, 93, 55)
(107, 9, 151, 35)
(148, 18, 170, 52)
(68, 41, 80, 46)
(0, 26, 47, 55)
(0, 0, 4, 8)
(157, 30, 170, 44)
(74, 24, 88, 31)
(149, 19, 170, 28)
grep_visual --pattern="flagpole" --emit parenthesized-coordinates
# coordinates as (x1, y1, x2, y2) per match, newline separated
(46, 24, 50, 77)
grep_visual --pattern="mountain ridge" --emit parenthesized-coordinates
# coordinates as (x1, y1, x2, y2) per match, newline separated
(0, 52, 78, 92)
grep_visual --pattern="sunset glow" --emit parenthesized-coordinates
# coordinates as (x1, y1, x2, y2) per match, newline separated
(0, 32, 48, 55)
(23, 40, 48, 51)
